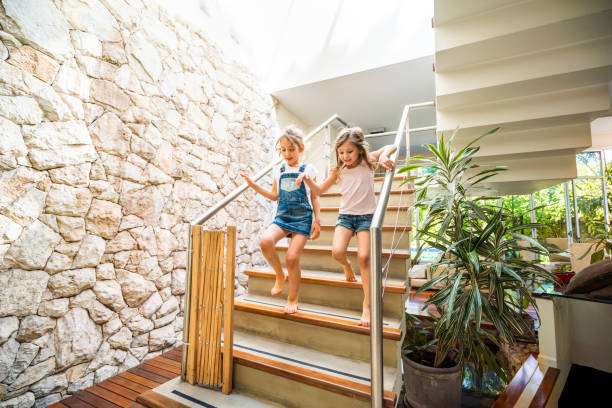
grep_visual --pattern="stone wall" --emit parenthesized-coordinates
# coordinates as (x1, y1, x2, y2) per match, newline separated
(0, 1, 275, 406)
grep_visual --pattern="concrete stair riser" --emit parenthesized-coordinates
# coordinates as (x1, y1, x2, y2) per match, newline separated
(325, 178, 411, 194)
(319, 192, 414, 207)
(233, 310, 401, 367)
(319, 208, 410, 226)
(233, 364, 373, 408)
(277, 250, 409, 280)
(246, 276, 407, 319)
(316, 227, 410, 249)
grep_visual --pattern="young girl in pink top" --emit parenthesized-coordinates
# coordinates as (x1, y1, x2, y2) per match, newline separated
(300, 127, 396, 326)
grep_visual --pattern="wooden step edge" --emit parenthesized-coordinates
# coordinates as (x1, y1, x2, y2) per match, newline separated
(529, 366, 560, 408)
(136, 389, 190, 408)
(320, 224, 412, 231)
(229, 348, 397, 408)
(276, 244, 410, 259)
(234, 300, 402, 341)
(245, 269, 406, 294)
(321, 205, 410, 211)
(321, 189, 415, 197)
(492, 354, 540, 408)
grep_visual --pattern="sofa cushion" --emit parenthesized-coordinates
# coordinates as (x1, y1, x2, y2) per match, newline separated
(565, 259, 612, 294)
(586, 285, 612, 300)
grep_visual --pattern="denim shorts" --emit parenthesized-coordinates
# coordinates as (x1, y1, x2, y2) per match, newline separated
(336, 213, 373, 234)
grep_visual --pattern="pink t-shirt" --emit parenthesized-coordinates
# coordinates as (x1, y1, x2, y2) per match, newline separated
(338, 161, 376, 215)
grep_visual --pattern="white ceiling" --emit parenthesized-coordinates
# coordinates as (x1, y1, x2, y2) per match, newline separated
(271, 55, 436, 132)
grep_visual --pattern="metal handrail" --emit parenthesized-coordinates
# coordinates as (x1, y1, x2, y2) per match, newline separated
(182, 113, 349, 380)
(369, 101, 435, 408)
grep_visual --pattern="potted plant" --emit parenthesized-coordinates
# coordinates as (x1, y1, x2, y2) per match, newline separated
(399, 128, 555, 407)
(552, 263, 575, 289)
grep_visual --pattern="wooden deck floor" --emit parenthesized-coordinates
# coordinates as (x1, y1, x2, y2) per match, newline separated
(49, 347, 182, 408)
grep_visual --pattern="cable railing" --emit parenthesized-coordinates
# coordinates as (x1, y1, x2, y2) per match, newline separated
(369, 101, 435, 408)
(181, 113, 349, 379)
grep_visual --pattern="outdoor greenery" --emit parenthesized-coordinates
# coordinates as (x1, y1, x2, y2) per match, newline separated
(501, 153, 612, 242)
(400, 127, 556, 384)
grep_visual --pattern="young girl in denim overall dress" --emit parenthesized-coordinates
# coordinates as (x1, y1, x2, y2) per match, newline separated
(241, 126, 321, 314)
(300, 127, 395, 326)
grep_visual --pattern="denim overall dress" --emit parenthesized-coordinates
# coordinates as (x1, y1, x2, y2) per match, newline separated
(272, 164, 313, 238)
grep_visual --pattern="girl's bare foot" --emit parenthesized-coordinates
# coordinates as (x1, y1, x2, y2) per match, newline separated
(359, 306, 371, 327)
(284, 297, 298, 314)
(270, 274, 286, 296)
(343, 262, 357, 282)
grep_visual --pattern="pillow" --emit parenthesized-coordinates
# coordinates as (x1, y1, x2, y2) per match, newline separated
(586, 285, 612, 300)
(565, 259, 612, 294)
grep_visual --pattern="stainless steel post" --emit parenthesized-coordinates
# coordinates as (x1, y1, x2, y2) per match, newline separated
(571, 180, 580, 242)
(564, 182, 573, 246)
(600, 150, 610, 231)
(529, 193, 537, 240)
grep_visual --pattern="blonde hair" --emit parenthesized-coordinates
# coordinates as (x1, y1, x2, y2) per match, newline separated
(334, 127, 374, 171)
(276, 125, 305, 150)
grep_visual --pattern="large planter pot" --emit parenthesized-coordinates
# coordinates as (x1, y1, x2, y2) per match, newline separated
(402, 354, 462, 408)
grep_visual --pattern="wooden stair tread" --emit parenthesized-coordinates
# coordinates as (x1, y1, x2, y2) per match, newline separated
(234, 294, 402, 340)
(245, 268, 406, 294)
(276, 243, 411, 259)
(226, 331, 397, 408)
(374, 176, 405, 181)
(493, 354, 560, 408)
(136, 390, 189, 408)
(321, 189, 414, 197)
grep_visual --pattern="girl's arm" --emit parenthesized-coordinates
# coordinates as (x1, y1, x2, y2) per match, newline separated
(371, 144, 397, 170)
(299, 168, 339, 196)
(240, 173, 278, 201)
(310, 191, 321, 240)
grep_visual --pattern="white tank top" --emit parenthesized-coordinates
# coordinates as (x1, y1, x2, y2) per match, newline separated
(338, 161, 376, 215)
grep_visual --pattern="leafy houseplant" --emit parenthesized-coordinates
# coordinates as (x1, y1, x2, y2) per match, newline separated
(579, 220, 612, 264)
(399, 128, 556, 406)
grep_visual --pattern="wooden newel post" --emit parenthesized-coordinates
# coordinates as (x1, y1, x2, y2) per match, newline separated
(222, 226, 236, 394)
(183, 225, 236, 394)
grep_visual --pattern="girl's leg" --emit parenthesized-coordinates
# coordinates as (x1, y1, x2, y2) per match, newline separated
(356, 230, 371, 327)
(284, 233, 308, 314)
(259, 224, 290, 296)
(332, 226, 357, 282)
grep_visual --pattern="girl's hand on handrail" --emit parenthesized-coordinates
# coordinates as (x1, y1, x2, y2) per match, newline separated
(240, 173, 255, 187)
(376, 154, 395, 171)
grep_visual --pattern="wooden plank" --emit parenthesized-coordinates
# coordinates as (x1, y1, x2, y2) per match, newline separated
(529, 367, 560, 408)
(197, 231, 213, 384)
(129, 404, 148, 408)
(127, 367, 169, 384)
(223, 226, 236, 394)
(142, 358, 181, 375)
(98, 380, 141, 401)
(231, 348, 396, 408)
(47, 403, 70, 408)
(137, 362, 179, 380)
(87, 384, 134, 408)
(246, 269, 406, 294)
(213, 231, 226, 386)
(234, 301, 402, 340)
(156, 356, 182, 368)
(136, 390, 190, 408)
(118, 372, 160, 389)
(61, 396, 96, 408)
(492, 354, 539, 408)
(106, 375, 151, 394)
(72, 390, 121, 408)
(185, 225, 202, 384)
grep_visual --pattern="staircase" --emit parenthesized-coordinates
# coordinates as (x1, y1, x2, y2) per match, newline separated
(226, 176, 413, 407)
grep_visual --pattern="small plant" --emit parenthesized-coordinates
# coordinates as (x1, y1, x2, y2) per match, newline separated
(579, 220, 612, 264)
